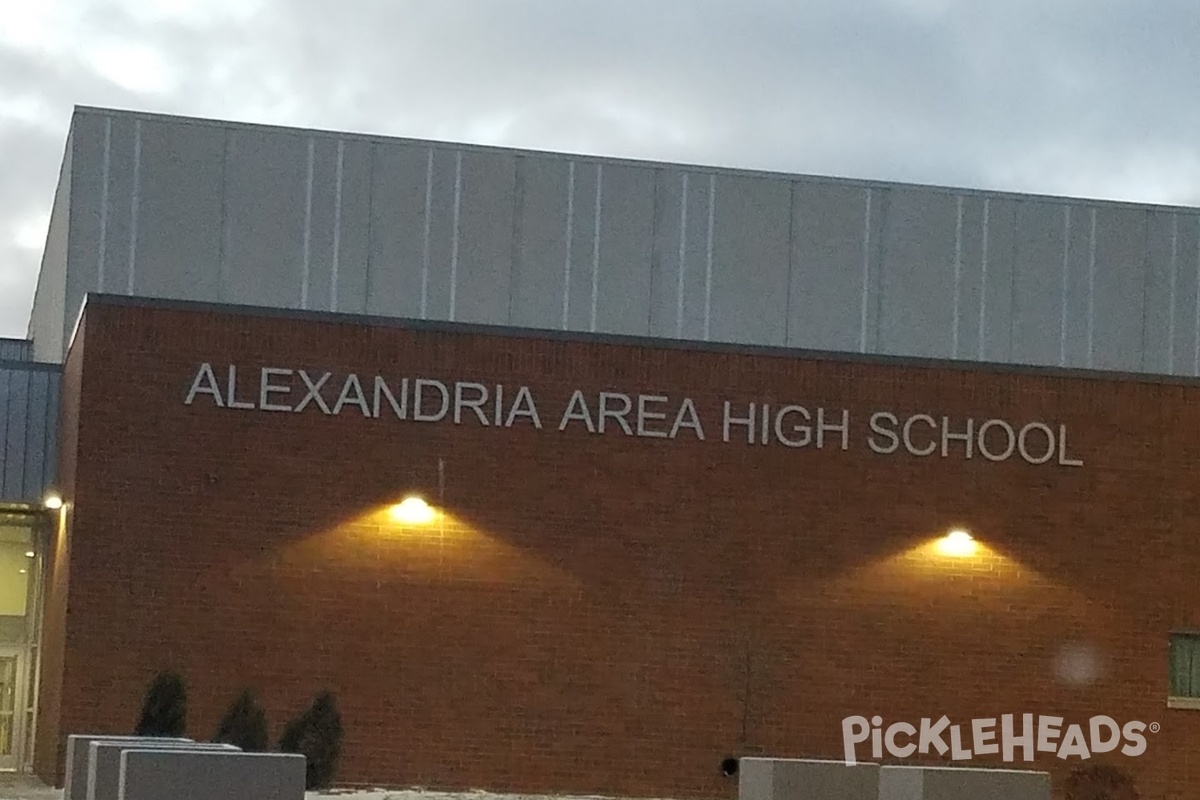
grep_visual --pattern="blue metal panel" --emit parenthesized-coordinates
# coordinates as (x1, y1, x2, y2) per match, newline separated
(0, 364, 61, 504)
(22, 371, 51, 499)
(3, 369, 30, 500)
(0, 340, 32, 362)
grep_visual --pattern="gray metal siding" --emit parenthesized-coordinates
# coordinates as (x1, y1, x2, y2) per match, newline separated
(224, 129, 310, 308)
(593, 164, 656, 336)
(134, 117, 226, 303)
(28, 129, 72, 364)
(44, 106, 1200, 378)
(365, 144, 427, 319)
(710, 175, 791, 347)
(0, 365, 60, 503)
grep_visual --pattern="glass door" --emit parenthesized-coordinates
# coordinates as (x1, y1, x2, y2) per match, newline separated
(0, 511, 44, 773)
(0, 649, 20, 771)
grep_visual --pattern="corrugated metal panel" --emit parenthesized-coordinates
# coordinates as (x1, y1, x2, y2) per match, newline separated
(0, 339, 32, 362)
(46, 106, 1200, 377)
(0, 364, 61, 503)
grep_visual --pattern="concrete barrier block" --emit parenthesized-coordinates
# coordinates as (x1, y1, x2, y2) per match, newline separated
(878, 765, 1051, 800)
(117, 749, 306, 800)
(63, 736, 191, 800)
(737, 756, 775, 800)
(739, 757, 881, 800)
(876, 765, 922, 800)
(88, 741, 240, 800)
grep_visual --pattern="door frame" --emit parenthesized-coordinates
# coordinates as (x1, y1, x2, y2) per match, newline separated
(0, 506, 51, 774)
(0, 645, 27, 772)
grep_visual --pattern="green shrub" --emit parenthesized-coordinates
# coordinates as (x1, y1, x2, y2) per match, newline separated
(134, 670, 187, 737)
(213, 688, 270, 751)
(278, 690, 344, 790)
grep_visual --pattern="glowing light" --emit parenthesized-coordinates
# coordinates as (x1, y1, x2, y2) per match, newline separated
(24, 551, 34, 558)
(936, 529, 977, 557)
(388, 496, 436, 525)
(43, 494, 63, 510)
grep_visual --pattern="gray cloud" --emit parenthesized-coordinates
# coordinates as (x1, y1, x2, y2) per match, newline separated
(2, 0, 1198, 338)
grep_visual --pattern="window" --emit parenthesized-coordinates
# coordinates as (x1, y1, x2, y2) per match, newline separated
(1168, 632, 1200, 708)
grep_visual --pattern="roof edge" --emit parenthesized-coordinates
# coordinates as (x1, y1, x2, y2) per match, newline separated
(68, 106, 1200, 215)
(77, 292, 1200, 390)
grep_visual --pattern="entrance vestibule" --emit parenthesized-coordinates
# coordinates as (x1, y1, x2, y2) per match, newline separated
(0, 511, 49, 774)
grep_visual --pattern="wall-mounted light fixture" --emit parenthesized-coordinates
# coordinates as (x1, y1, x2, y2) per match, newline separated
(936, 529, 977, 558)
(388, 496, 436, 525)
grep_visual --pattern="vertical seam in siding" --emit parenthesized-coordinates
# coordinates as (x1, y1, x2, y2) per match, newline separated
(22, 371, 35, 499)
(784, 181, 796, 347)
(363, 143, 376, 313)
(1140, 210, 1150, 372)
(1007, 206, 1017, 360)
(676, 173, 689, 338)
(218, 130, 231, 303)
(0, 371, 10, 493)
(508, 156, 525, 325)
(330, 139, 345, 313)
(97, 117, 111, 293)
(4, 370, 27, 500)
(301, 137, 315, 310)
(40, 372, 53, 494)
(562, 160, 576, 330)
(1059, 205, 1071, 367)
(704, 173, 716, 342)
(590, 163, 603, 333)
(1194, 215, 1200, 376)
(647, 170, 661, 335)
(1088, 208, 1097, 368)
(46, 375, 59, 490)
(859, 188, 872, 353)
(873, 190, 887, 351)
(449, 150, 462, 322)
(421, 148, 434, 320)
(953, 195, 963, 358)
(978, 198, 989, 360)
(126, 119, 142, 295)
(1168, 214, 1178, 373)
(20, 371, 32, 498)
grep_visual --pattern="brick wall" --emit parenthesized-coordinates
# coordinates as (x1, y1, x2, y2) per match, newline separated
(45, 298, 1200, 798)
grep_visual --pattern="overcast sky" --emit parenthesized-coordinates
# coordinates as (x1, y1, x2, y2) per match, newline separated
(3, 0, 1199, 340)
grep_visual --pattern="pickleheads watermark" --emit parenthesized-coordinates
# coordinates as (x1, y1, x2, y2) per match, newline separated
(841, 715, 1158, 766)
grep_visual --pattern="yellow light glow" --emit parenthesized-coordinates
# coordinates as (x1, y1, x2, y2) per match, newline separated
(936, 529, 977, 557)
(388, 496, 436, 525)
(24, 551, 34, 558)
(43, 493, 63, 510)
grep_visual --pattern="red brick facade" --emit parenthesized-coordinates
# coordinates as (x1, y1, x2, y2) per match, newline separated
(35, 297, 1200, 799)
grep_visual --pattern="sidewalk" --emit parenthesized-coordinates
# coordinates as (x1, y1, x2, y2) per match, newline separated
(0, 775, 57, 800)
(0, 777, 675, 800)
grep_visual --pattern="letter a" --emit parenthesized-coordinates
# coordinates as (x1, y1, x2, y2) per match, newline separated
(185, 363, 224, 407)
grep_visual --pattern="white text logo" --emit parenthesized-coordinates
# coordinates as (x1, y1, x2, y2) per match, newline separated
(841, 715, 1157, 766)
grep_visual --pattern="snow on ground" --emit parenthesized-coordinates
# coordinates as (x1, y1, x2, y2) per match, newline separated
(309, 791, 679, 800)
(0, 781, 680, 800)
